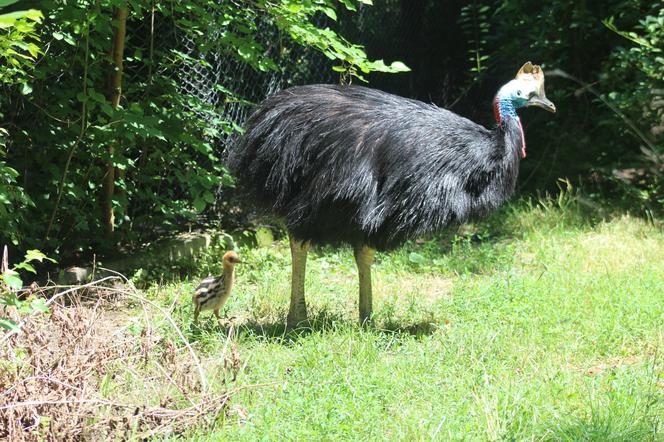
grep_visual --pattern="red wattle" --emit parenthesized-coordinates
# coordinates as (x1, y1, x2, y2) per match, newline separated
(493, 98, 501, 123)
(517, 118, 526, 158)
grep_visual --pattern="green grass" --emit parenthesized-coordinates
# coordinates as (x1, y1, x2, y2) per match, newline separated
(141, 197, 663, 441)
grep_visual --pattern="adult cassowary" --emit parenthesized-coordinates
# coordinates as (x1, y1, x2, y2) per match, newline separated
(229, 62, 556, 326)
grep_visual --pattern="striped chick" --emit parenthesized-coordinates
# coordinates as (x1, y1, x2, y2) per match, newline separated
(192, 251, 242, 323)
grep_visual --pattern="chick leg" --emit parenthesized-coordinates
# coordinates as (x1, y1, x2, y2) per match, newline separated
(287, 234, 309, 327)
(354, 244, 375, 325)
(193, 305, 201, 323)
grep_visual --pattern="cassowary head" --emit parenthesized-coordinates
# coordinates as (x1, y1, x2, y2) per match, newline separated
(494, 62, 556, 121)
(222, 251, 243, 265)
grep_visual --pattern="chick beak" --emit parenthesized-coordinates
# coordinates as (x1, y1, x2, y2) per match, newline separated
(527, 95, 556, 113)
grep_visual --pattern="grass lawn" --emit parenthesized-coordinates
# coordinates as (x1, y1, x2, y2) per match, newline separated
(8, 195, 656, 440)
(130, 195, 663, 441)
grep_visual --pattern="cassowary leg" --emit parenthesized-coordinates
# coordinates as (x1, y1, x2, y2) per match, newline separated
(287, 235, 309, 327)
(354, 244, 375, 324)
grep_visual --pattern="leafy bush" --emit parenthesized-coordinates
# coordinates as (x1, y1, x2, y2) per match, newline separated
(0, 3, 42, 245)
(0, 0, 407, 261)
(602, 6, 664, 212)
(0, 2, 42, 89)
(1, 247, 54, 332)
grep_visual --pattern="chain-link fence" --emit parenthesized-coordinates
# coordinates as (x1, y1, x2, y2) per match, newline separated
(175, 17, 334, 130)
(119, 2, 477, 224)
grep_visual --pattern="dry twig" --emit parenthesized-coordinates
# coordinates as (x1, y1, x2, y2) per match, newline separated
(0, 277, 238, 440)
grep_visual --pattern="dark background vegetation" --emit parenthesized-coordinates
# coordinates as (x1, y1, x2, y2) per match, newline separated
(350, 0, 662, 197)
(1, 0, 662, 266)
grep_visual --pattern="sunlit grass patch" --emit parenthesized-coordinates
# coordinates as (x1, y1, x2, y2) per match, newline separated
(131, 195, 664, 440)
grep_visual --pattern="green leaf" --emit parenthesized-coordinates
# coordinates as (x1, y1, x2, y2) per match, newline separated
(62, 33, 76, 46)
(193, 198, 206, 212)
(202, 190, 215, 203)
(322, 7, 337, 21)
(30, 298, 49, 313)
(408, 252, 426, 265)
(0, 9, 43, 28)
(24, 249, 56, 263)
(100, 102, 114, 116)
(0, 292, 19, 306)
(2, 272, 22, 290)
(287, 4, 302, 13)
(20, 83, 32, 95)
(339, 0, 357, 11)
(388, 61, 410, 72)
(88, 89, 107, 103)
(0, 318, 19, 332)
(0, 0, 20, 8)
(14, 262, 36, 273)
(26, 43, 40, 58)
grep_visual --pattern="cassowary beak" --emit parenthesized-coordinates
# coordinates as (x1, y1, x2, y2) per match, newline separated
(527, 95, 556, 113)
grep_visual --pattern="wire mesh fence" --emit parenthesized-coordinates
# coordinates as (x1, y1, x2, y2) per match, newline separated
(174, 17, 334, 129)
(122, 7, 336, 135)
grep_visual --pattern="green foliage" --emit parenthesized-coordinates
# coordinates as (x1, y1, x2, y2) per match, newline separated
(0, 2, 42, 89)
(144, 200, 664, 439)
(1, 248, 55, 331)
(601, 6, 664, 212)
(272, 0, 409, 82)
(0, 0, 407, 259)
(459, 2, 491, 76)
(0, 130, 33, 246)
(0, 3, 41, 245)
(464, 0, 663, 215)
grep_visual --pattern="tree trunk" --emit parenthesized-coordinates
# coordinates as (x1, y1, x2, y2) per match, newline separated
(101, 5, 128, 236)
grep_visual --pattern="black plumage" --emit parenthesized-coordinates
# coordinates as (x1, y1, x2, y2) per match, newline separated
(228, 62, 555, 324)
(194, 275, 227, 308)
(191, 250, 242, 322)
(230, 84, 522, 251)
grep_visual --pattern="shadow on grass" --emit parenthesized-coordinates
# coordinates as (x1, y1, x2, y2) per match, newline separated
(377, 319, 438, 338)
(188, 308, 440, 345)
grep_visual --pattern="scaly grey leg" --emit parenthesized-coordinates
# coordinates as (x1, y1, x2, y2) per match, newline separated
(287, 234, 309, 327)
(354, 244, 375, 325)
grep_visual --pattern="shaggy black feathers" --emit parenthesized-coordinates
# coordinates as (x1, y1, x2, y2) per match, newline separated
(228, 84, 522, 251)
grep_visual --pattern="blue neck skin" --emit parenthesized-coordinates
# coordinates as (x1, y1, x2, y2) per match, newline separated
(494, 81, 529, 122)
(493, 90, 526, 123)
(498, 98, 518, 119)
(494, 90, 528, 158)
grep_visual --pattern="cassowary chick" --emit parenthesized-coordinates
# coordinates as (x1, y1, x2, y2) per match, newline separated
(192, 251, 242, 322)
